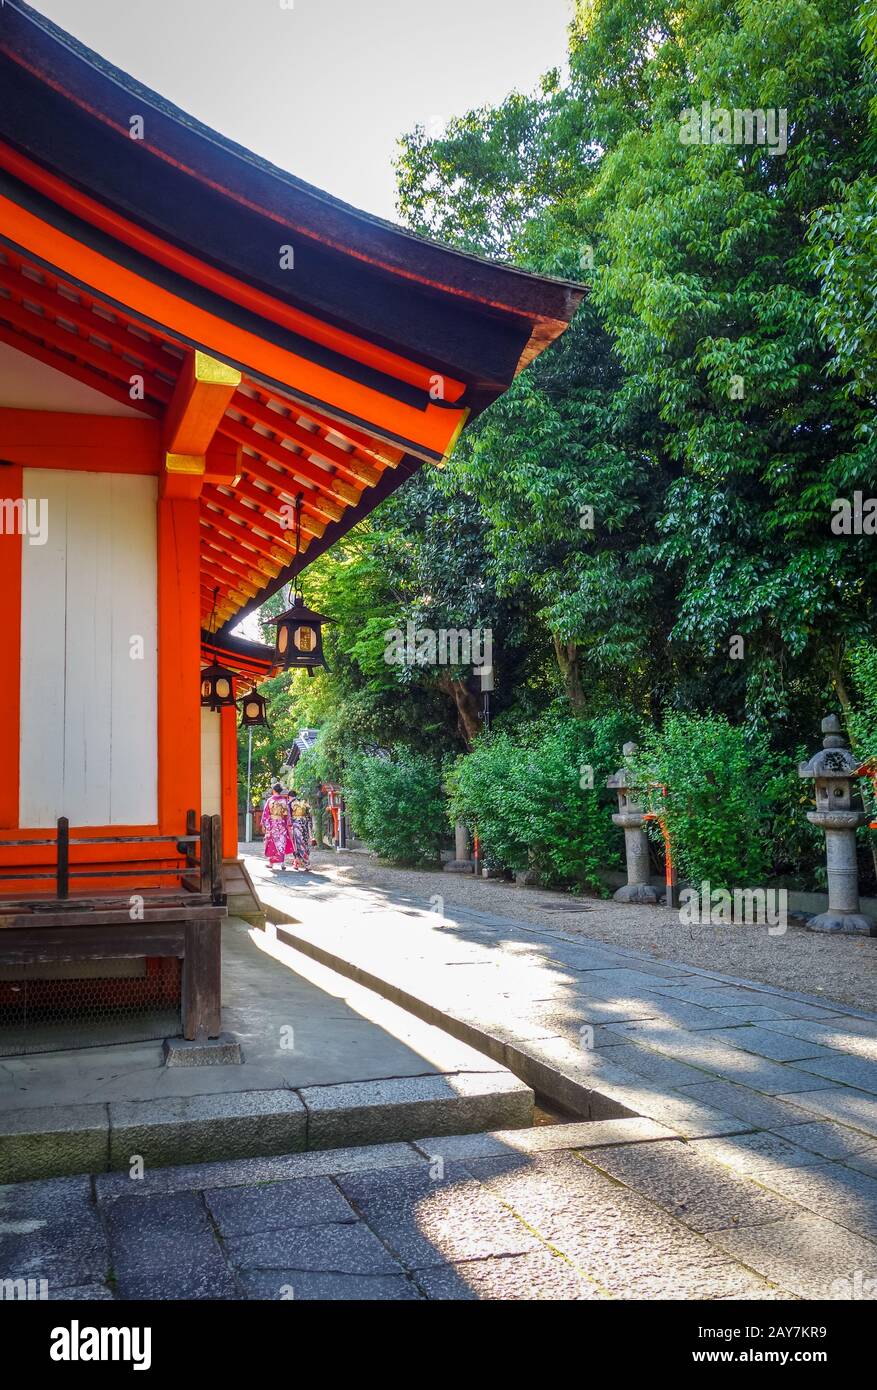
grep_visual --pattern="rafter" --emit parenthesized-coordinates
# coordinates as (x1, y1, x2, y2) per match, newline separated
(202, 559, 257, 601)
(200, 525, 280, 583)
(218, 413, 362, 510)
(0, 294, 173, 403)
(201, 486, 323, 546)
(236, 443, 361, 512)
(198, 503, 298, 565)
(202, 533, 271, 584)
(231, 391, 382, 487)
(288, 398, 404, 469)
(235, 471, 344, 527)
(0, 255, 182, 377)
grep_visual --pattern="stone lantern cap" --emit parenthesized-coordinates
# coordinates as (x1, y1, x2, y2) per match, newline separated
(607, 742, 641, 791)
(799, 715, 860, 780)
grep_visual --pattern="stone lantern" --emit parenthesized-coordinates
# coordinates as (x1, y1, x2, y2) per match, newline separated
(444, 820, 474, 874)
(607, 742, 657, 903)
(799, 715, 874, 935)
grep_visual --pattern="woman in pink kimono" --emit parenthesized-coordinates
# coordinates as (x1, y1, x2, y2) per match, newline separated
(261, 783, 294, 868)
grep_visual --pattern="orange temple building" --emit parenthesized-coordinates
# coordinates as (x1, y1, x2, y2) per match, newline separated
(0, 1, 582, 1045)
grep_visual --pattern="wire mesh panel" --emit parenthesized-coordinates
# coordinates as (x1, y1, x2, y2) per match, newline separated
(0, 957, 181, 1056)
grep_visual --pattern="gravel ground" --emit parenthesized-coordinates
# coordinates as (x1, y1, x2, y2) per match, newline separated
(278, 848, 877, 1015)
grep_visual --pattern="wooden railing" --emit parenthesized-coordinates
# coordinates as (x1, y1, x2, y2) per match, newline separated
(0, 811, 225, 906)
(0, 813, 228, 1042)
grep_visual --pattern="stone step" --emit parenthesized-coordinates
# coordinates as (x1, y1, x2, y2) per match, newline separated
(0, 1070, 533, 1184)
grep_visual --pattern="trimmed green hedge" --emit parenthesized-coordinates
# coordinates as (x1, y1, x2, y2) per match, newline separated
(447, 712, 632, 890)
(344, 750, 446, 865)
(629, 714, 780, 890)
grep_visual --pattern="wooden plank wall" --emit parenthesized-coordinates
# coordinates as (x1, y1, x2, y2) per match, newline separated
(19, 469, 158, 826)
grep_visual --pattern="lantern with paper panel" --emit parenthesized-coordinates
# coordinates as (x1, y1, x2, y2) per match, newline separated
(238, 685, 269, 728)
(272, 597, 332, 676)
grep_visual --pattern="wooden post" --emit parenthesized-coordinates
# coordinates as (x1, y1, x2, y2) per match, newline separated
(210, 815, 224, 903)
(57, 816, 69, 899)
(199, 814, 211, 895)
(219, 705, 238, 859)
(665, 842, 677, 912)
(158, 498, 201, 834)
(185, 808, 197, 868)
(181, 918, 221, 1039)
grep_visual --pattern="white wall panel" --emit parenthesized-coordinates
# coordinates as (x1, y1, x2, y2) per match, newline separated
(200, 708, 222, 817)
(18, 470, 67, 828)
(19, 469, 157, 827)
(107, 475, 157, 824)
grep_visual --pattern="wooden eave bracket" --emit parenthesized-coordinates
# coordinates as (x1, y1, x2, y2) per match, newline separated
(161, 351, 241, 497)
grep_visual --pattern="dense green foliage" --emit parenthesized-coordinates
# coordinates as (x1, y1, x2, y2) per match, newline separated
(243, 0, 877, 895)
(447, 712, 633, 889)
(629, 714, 780, 888)
(342, 751, 447, 865)
(811, 0, 877, 400)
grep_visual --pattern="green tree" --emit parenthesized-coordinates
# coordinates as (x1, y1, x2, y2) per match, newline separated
(584, 0, 877, 726)
(448, 711, 634, 888)
(291, 468, 546, 756)
(396, 0, 877, 736)
(630, 713, 780, 889)
(811, 0, 877, 401)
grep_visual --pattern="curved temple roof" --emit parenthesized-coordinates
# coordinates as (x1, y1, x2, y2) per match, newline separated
(0, 0, 584, 640)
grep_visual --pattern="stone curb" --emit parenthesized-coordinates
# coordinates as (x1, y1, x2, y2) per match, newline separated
(0, 1103, 110, 1184)
(108, 1089, 308, 1170)
(411, 1115, 677, 1161)
(88, 1117, 677, 1202)
(299, 1071, 533, 1150)
(1, 1068, 534, 1182)
(93, 1141, 428, 1200)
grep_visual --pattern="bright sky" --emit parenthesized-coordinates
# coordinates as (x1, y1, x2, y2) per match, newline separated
(34, 0, 572, 221)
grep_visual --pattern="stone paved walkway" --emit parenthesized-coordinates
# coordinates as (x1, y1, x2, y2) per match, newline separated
(242, 849, 877, 1299)
(3, 852, 877, 1301)
(2, 1111, 874, 1300)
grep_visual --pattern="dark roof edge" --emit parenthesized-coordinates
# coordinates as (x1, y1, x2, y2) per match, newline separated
(5, 2, 584, 323)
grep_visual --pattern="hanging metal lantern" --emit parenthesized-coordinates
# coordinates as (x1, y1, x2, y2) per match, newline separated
(200, 661, 237, 711)
(272, 493, 332, 675)
(272, 596, 331, 674)
(200, 588, 237, 710)
(239, 685, 269, 728)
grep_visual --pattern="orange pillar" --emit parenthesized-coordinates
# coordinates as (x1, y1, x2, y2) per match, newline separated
(220, 702, 238, 858)
(0, 463, 23, 828)
(157, 497, 201, 833)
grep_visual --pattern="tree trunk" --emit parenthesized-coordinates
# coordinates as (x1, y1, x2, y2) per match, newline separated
(552, 635, 586, 714)
(436, 672, 483, 749)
